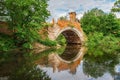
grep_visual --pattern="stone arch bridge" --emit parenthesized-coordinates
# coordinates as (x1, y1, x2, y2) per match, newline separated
(47, 12, 86, 45)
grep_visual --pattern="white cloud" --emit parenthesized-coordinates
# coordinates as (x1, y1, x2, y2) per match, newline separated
(76, 13, 83, 20)
(47, 0, 116, 21)
(115, 13, 120, 18)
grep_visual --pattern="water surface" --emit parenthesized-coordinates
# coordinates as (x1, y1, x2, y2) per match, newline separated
(0, 44, 120, 80)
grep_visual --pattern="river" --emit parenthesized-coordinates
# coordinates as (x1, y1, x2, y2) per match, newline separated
(0, 44, 120, 80)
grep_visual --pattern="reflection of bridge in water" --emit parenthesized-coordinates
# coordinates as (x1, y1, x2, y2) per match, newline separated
(35, 45, 87, 74)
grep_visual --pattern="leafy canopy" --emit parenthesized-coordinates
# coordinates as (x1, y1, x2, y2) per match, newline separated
(1, 0, 50, 49)
(111, 0, 120, 12)
(81, 8, 120, 37)
(80, 8, 120, 56)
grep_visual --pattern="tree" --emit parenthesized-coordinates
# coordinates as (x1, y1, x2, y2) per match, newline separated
(4, 0, 50, 49)
(0, 0, 8, 21)
(80, 8, 105, 34)
(80, 8, 120, 56)
(81, 8, 120, 37)
(111, 0, 120, 12)
(0, 0, 7, 16)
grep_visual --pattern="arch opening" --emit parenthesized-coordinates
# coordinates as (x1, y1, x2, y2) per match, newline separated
(60, 29, 82, 45)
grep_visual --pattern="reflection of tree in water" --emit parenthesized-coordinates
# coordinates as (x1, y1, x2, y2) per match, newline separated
(83, 53, 120, 78)
(0, 52, 51, 80)
(9, 61, 51, 80)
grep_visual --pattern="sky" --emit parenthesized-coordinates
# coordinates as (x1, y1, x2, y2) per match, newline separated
(47, 0, 120, 21)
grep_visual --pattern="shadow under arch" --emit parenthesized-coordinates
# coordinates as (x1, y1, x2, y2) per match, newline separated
(56, 27, 85, 45)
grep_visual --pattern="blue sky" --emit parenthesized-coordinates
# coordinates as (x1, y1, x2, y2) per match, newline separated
(47, 0, 120, 21)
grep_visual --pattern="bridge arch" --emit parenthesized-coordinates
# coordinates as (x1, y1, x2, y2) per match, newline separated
(56, 27, 84, 44)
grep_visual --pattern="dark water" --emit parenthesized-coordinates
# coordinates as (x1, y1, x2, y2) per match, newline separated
(0, 44, 120, 80)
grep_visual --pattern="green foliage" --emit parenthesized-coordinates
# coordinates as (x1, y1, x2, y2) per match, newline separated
(38, 34, 66, 47)
(0, 33, 16, 51)
(81, 8, 120, 56)
(0, 0, 8, 21)
(0, 0, 7, 16)
(2, 0, 50, 49)
(87, 32, 120, 56)
(111, 0, 120, 12)
(56, 34, 66, 46)
(39, 38, 57, 46)
(81, 8, 120, 37)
